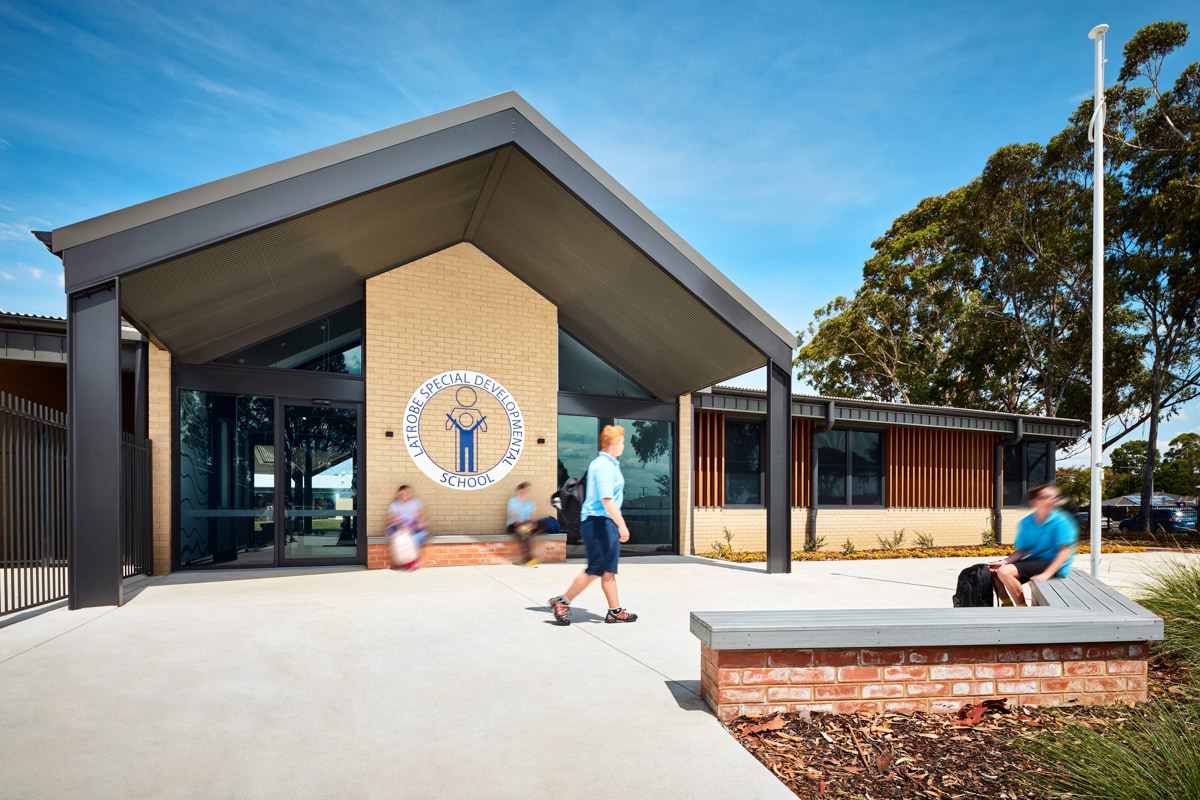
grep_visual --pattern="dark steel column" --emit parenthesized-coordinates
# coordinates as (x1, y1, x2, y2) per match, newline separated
(765, 360, 793, 574)
(133, 340, 149, 440)
(68, 281, 123, 609)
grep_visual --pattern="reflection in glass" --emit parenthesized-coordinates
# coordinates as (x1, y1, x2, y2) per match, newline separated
(558, 331, 653, 399)
(283, 405, 358, 560)
(851, 431, 883, 505)
(218, 303, 363, 375)
(557, 414, 674, 555)
(816, 429, 848, 506)
(1003, 444, 1024, 506)
(178, 391, 275, 567)
(724, 421, 762, 505)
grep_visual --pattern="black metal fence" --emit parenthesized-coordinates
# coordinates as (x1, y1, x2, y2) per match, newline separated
(121, 432, 153, 579)
(1, 392, 153, 616)
(1, 392, 68, 616)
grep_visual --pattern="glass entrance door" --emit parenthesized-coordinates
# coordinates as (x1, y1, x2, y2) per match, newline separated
(558, 414, 674, 556)
(281, 403, 360, 564)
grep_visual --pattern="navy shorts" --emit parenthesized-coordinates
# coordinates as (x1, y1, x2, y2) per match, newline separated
(1014, 558, 1053, 583)
(581, 516, 620, 576)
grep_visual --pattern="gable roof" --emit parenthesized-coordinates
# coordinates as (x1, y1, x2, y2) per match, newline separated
(49, 93, 796, 397)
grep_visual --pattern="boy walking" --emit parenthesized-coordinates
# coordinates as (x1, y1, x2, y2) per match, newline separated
(548, 425, 638, 625)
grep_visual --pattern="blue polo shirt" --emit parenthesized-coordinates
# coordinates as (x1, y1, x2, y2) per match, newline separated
(506, 496, 535, 525)
(581, 451, 624, 521)
(1014, 509, 1078, 577)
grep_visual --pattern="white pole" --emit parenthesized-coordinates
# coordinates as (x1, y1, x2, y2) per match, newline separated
(1088, 23, 1108, 579)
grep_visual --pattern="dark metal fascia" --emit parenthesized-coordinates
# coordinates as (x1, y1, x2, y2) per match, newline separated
(174, 363, 366, 402)
(510, 114, 794, 367)
(60, 111, 518, 293)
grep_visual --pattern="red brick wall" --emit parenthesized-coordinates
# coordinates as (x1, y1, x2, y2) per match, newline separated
(700, 642, 1148, 722)
(367, 539, 566, 568)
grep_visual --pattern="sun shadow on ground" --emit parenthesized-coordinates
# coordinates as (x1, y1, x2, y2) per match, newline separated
(524, 605, 607, 624)
(664, 679, 710, 712)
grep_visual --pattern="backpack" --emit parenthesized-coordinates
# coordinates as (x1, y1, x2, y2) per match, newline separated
(552, 473, 588, 544)
(952, 563, 995, 607)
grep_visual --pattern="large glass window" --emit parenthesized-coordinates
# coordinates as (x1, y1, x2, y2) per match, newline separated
(282, 404, 358, 562)
(1004, 441, 1055, 506)
(217, 303, 363, 375)
(558, 330, 652, 399)
(725, 420, 762, 505)
(178, 391, 275, 567)
(816, 429, 884, 506)
(558, 414, 673, 554)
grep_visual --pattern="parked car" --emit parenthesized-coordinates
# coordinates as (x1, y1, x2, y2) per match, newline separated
(1118, 507, 1198, 535)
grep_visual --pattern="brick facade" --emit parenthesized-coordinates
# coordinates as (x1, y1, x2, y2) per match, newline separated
(693, 507, 1012, 554)
(700, 642, 1149, 722)
(678, 393, 694, 555)
(148, 344, 172, 576)
(365, 243, 559, 548)
(367, 537, 566, 569)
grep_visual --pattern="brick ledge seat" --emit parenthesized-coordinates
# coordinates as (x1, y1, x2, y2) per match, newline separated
(692, 571, 1163, 720)
(367, 533, 567, 568)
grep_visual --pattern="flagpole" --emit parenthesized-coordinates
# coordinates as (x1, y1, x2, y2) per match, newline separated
(1087, 23, 1108, 579)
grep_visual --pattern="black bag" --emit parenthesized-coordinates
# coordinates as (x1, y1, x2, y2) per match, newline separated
(552, 473, 588, 545)
(953, 563, 995, 607)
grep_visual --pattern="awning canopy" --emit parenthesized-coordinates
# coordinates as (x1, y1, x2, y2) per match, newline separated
(50, 93, 795, 399)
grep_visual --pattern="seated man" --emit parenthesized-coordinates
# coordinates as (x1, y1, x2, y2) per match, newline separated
(990, 482, 1077, 606)
(507, 481, 546, 566)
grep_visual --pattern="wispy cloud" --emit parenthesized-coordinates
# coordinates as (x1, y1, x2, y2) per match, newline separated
(0, 270, 14, 281)
(0, 137, 10, 149)
(0, 222, 33, 242)
(26, 266, 44, 280)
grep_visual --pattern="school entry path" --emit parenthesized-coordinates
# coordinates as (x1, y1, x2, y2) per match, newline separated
(0, 553, 1193, 799)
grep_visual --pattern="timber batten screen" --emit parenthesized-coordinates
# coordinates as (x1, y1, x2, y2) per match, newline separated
(694, 411, 724, 507)
(886, 428, 995, 508)
(792, 418, 811, 507)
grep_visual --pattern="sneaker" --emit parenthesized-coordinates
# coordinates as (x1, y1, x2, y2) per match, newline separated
(605, 608, 638, 624)
(549, 596, 571, 626)
(525, 558, 539, 567)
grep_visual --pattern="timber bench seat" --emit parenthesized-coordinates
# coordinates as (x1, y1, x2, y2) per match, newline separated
(692, 568, 1163, 721)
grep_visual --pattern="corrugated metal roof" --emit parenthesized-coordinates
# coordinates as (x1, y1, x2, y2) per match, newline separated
(710, 384, 1086, 426)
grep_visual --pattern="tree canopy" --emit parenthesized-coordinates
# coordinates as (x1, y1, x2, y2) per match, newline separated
(796, 21, 1200, 529)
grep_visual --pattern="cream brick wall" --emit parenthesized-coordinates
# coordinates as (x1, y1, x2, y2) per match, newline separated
(1000, 508, 1031, 544)
(693, 506, 999, 554)
(365, 243, 558, 538)
(678, 393, 693, 555)
(148, 344, 172, 575)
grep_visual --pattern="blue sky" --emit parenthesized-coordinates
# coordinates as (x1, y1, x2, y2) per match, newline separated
(1, 0, 1197, 462)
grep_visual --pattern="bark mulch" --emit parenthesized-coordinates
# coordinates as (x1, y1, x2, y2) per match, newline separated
(728, 656, 1196, 800)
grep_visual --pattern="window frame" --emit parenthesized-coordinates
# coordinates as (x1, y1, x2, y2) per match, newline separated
(814, 426, 887, 508)
(722, 415, 765, 508)
(1003, 440, 1057, 508)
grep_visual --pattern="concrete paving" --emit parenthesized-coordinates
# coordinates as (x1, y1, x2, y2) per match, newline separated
(1, 552, 1196, 799)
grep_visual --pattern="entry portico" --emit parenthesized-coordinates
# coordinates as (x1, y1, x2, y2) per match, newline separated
(48, 92, 797, 607)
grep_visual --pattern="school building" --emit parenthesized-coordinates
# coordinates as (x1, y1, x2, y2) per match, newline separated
(26, 93, 1084, 609)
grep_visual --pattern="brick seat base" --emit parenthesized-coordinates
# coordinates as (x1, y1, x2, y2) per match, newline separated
(367, 533, 566, 568)
(700, 641, 1148, 722)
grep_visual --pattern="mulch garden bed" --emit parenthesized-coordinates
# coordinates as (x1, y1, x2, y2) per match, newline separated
(727, 656, 1196, 800)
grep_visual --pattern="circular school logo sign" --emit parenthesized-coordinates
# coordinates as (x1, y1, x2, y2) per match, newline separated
(403, 370, 524, 490)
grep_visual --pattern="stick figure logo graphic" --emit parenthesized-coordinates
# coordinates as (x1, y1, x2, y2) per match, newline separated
(445, 386, 488, 473)
(404, 371, 525, 490)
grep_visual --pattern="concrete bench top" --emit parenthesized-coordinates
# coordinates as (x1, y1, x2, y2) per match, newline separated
(691, 569, 1163, 651)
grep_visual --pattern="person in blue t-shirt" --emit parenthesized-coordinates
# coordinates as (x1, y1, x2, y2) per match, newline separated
(989, 483, 1077, 606)
(548, 424, 638, 625)
(507, 481, 546, 566)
